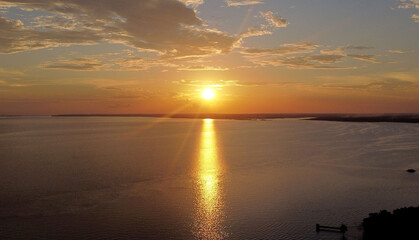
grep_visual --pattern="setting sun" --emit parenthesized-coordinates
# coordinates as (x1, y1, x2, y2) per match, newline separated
(202, 88, 215, 100)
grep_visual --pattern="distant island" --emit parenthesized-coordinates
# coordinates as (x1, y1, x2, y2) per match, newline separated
(51, 113, 419, 123)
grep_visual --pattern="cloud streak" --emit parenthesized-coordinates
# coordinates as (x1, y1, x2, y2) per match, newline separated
(322, 78, 416, 92)
(242, 42, 318, 56)
(241, 41, 386, 69)
(225, 0, 264, 7)
(42, 58, 104, 71)
(177, 65, 229, 71)
(347, 54, 381, 63)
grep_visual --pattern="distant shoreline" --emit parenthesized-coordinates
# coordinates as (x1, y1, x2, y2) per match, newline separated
(305, 115, 419, 123)
(47, 113, 419, 123)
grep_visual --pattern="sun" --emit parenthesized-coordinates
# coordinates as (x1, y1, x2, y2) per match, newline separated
(202, 88, 215, 100)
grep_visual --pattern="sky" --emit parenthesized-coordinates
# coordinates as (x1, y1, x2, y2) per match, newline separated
(0, 0, 418, 115)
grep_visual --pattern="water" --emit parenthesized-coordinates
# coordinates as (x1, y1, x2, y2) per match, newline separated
(0, 117, 418, 239)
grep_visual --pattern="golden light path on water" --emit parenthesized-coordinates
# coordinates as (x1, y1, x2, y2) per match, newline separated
(193, 119, 228, 240)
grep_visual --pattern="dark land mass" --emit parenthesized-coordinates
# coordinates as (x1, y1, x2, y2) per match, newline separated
(51, 113, 419, 123)
(305, 114, 419, 123)
(362, 206, 419, 240)
(52, 113, 308, 120)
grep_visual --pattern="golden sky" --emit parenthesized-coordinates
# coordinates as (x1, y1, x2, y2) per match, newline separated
(0, 0, 418, 114)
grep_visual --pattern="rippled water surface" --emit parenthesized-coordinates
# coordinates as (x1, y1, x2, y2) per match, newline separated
(0, 117, 418, 239)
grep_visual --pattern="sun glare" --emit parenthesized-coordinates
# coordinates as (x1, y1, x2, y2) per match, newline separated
(202, 88, 215, 100)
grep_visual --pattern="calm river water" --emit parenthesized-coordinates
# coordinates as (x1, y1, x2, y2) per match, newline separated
(0, 117, 418, 239)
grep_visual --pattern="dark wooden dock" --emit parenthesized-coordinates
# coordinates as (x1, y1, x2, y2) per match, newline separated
(316, 224, 347, 234)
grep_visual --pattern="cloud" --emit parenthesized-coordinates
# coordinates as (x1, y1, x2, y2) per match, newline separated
(320, 47, 345, 55)
(174, 79, 240, 87)
(242, 42, 353, 69)
(245, 55, 353, 69)
(242, 41, 383, 69)
(322, 45, 376, 55)
(0, 68, 26, 87)
(113, 54, 228, 71)
(40, 52, 227, 72)
(278, 56, 351, 69)
(114, 57, 163, 71)
(178, 0, 204, 7)
(173, 78, 289, 87)
(322, 78, 415, 91)
(31, 15, 78, 30)
(322, 45, 381, 63)
(177, 65, 229, 71)
(0, 16, 102, 53)
(242, 42, 318, 55)
(347, 54, 380, 63)
(388, 49, 407, 54)
(0, 68, 25, 77)
(366, 78, 414, 90)
(308, 54, 345, 64)
(260, 11, 289, 28)
(0, 0, 239, 57)
(42, 58, 104, 71)
(240, 11, 288, 38)
(396, 1, 419, 22)
(241, 25, 272, 38)
(397, 0, 419, 9)
(345, 45, 374, 50)
(225, 0, 264, 6)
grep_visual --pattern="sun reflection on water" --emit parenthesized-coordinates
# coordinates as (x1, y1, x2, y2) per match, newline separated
(193, 119, 227, 240)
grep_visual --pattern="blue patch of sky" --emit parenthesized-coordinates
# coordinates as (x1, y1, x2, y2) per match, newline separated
(1, 7, 54, 26)
(198, 0, 417, 51)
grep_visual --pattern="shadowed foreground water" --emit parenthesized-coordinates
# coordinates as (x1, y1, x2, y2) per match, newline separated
(0, 117, 418, 239)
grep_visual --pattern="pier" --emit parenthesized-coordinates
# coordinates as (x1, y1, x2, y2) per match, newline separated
(316, 224, 347, 234)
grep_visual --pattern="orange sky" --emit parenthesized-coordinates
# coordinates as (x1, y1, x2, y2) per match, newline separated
(0, 0, 418, 114)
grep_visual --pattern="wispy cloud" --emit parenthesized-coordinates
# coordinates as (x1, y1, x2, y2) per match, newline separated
(346, 45, 374, 50)
(225, 0, 264, 7)
(240, 41, 384, 69)
(174, 79, 239, 87)
(347, 54, 381, 63)
(240, 11, 289, 39)
(242, 42, 318, 56)
(320, 47, 345, 55)
(308, 54, 346, 64)
(388, 49, 407, 54)
(0, 68, 25, 77)
(322, 78, 416, 92)
(173, 78, 291, 87)
(260, 11, 289, 28)
(277, 56, 353, 69)
(41, 58, 104, 71)
(177, 65, 229, 71)
(114, 57, 162, 71)
(240, 25, 272, 38)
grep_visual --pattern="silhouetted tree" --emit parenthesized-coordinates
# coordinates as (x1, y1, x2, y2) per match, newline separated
(363, 206, 419, 239)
